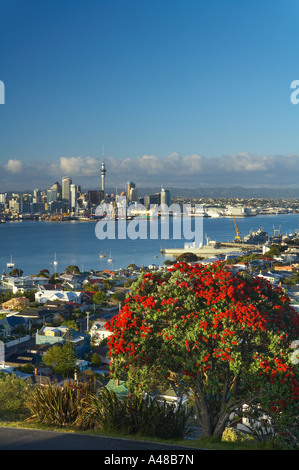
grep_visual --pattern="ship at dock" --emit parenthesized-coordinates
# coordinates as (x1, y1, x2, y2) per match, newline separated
(242, 227, 268, 244)
(161, 225, 288, 259)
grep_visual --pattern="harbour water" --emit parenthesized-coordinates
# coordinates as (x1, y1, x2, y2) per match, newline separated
(0, 213, 298, 275)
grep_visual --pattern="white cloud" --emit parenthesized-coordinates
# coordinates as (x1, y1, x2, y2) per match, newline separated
(59, 156, 98, 176)
(4, 159, 23, 173)
(2, 151, 299, 191)
(101, 152, 299, 188)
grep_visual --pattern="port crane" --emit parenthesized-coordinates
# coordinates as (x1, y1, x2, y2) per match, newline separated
(232, 215, 241, 242)
(273, 225, 281, 237)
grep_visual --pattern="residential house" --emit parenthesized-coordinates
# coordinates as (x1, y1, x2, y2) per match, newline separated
(35, 289, 82, 305)
(232, 262, 250, 272)
(80, 291, 96, 303)
(151, 386, 189, 410)
(89, 319, 111, 345)
(4, 351, 43, 369)
(65, 301, 87, 313)
(58, 272, 88, 289)
(1, 296, 30, 311)
(13, 307, 59, 325)
(36, 325, 90, 358)
(83, 278, 104, 289)
(61, 279, 84, 290)
(42, 300, 73, 316)
(274, 265, 297, 273)
(39, 283, 61, 291)
(0, 315, 28, 338)
(256, 271, 281, 285)
(0, 364, 33, 381)
(1, 275, 49, 294)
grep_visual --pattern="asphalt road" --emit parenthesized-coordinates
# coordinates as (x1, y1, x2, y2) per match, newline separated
(0, 427, 198, 451)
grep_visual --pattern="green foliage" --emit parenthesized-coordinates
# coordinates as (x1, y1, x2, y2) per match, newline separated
(0, 373, 32, 421)
(221, 427, 254, 443)
(110, 290, 126, 304)
(90, 352, 101, 367)
(42, 341, 77, 377)
(76, 388, 192, 439)
(26, 383, 192, 439)
(14, 363, 35, 374)
(36, 269, 50, 278)
(265, 244, 287, 257)
(26, 381, 93, 427)
(8, 268, 23, 277)
(106, 262, 299, 438)
(61, 319, 78, 331)
(84, 282, 99, 292)
(93, 290, 107, 305)
(65, 265, 80, 274)
(176, 252, 198, 262)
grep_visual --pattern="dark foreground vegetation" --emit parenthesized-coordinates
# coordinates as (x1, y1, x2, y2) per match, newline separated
(0, 374, 297, 450)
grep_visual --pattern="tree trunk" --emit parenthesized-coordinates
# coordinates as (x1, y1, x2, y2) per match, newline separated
(213, 412, 230, 437)
(194, 381, 230, 437)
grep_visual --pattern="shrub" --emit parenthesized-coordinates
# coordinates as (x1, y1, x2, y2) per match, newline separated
(75, 388, 192, 439)
(26, 381, 94, 427)
(221, 427, 254, 443)
(0, 373, 32, 421)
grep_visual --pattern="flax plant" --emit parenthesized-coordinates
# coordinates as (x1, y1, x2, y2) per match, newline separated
(26, 380, 91, 427)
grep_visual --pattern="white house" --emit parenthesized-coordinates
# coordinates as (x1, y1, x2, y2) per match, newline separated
(256, 272, 281, 285)
(1, 276, 49, 294)
(35, 289, 82, 305)
(89, 319, 111, 345)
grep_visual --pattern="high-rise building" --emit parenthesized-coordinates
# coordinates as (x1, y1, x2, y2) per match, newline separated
(129, 187, 137, 202)
(70, 184, 78, 213)
(145, 194, 160, 210)
(126, 181, 135, 199)
(0, 193, 7, 204)
(101, 147, 106, 194)
(47, 188, 57, 204)
(51, 181, 62, 200)
(88, 190, 100, 205)
(160, 187, 171, 207)
(33, 189, 41, 204)
(62, 176, 72, 207)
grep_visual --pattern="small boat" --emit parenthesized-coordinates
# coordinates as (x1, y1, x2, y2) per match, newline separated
(99, 253, 106, 258)
(7, 255, 14, 269)
(107, 252, 114, 262)
(53, 253, 58, 270)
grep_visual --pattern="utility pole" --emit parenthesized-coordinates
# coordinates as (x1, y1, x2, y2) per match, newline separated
(86, 311, 90, 333)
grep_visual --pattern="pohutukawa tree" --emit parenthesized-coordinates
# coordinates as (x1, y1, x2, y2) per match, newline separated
(105, 262, 299, 438)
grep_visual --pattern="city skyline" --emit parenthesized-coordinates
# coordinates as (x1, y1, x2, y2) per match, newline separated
(1, 1, 299, 191)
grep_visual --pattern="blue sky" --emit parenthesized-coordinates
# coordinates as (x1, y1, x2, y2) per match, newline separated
(1, 0, 299, 191)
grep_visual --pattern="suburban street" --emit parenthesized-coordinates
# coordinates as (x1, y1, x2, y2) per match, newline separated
(0, 427, 199, 451)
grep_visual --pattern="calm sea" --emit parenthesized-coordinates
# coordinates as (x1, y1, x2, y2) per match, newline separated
(0, 213, 298, 275)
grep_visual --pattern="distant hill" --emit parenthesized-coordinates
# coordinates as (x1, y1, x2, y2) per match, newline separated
(131, 187, 299, 199)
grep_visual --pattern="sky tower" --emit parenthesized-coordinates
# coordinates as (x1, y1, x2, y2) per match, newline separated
(101, 146, 106, 193)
